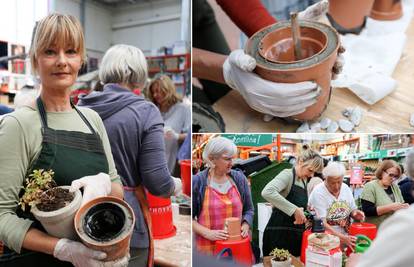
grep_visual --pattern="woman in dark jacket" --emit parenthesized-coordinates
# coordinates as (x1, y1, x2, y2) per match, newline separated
(78, 44, 181, 267)
(192, 136, 254, 255)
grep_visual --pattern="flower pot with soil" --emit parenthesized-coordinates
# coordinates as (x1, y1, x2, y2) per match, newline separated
(327, 0, 375, 34)
(19, 169, 82, 239)
(74, 196, 135, 261)
(370, 0, 403, 21)
(270, 248, 291, 267)
(245, 20, 339, 121)
(31, 186, 82, 239)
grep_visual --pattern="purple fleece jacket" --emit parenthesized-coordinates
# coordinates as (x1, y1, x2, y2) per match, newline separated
(78, 83, 174, 248)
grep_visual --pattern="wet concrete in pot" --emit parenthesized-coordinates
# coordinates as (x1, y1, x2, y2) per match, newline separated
(246, 20, 339, 121)
(84, 202, 126, 242)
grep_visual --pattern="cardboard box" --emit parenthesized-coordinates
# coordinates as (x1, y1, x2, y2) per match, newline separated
(305, 247, 342, 267)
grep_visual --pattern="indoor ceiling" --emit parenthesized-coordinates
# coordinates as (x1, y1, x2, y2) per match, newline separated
(92, 0, 155, 7)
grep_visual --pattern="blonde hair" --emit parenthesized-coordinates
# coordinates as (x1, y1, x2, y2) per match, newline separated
(297, 144, 324, 173)
(148, 75, 181, 107)
(29, 13, 86, 74)
(375, 160, 401, 180)
(99, 44, 148, 87)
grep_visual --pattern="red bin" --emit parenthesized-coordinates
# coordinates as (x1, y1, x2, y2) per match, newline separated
(146, 191, 171, 207)
(146, 191, 176, 239)
(180, 159, 191, 196)
(349, 223, 377, 240)
(215, 237, 254, 266)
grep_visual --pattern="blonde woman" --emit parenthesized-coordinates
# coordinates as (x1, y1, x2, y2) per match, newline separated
(148, 75, 190, 174)
(0, 14, 127, 267)
(261, 145, 324, 257)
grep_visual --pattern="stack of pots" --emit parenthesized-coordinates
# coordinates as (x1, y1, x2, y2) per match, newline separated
(245, 20, 339, 121)
(327, 0, 375, 34)
(370, 0, 403, 21)
(74, 196, 135, 261)
(146, 191, 176, 239)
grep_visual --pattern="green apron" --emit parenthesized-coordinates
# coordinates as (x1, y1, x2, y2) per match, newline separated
(262, 168, 308, 257)
(0, 97, 109, 267)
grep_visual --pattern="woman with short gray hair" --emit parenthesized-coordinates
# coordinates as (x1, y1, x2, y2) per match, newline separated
(308, 161, 365, 249)
(193, 137, 254, 255)
(78, 44, 181, 266)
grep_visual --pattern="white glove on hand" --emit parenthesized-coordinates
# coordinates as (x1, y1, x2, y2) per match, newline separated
(102, 253, 130, 267)
(172, 177, 183, 196)
(164, 127, 179, 140)
(53, 238, 107, 267)
(70, 172, 111, 206)
(223, 49, 321, 117)
(298, 0, 329, 21)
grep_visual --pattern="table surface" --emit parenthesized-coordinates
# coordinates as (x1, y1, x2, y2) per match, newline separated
(213, 17, 414, 133)
(154, 214, 191, 267)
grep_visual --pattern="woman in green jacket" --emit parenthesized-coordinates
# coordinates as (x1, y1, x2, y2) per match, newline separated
(361, 160, 409, 227)
(261, 145, 324, 257)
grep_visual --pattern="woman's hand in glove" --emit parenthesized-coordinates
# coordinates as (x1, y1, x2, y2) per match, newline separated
(70, 172, 112, 206)
(223, 49, 321, 117)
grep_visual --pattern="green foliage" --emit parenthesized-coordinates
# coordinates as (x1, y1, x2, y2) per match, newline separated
(270, 248, 290, 261)
(19, 169, 56, 211)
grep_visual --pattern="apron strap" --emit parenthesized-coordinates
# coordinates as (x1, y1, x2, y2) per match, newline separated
(127, 185, 154, 267)
(36, 97, 97, 134)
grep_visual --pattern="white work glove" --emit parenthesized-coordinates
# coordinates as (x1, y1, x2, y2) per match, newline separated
(53, 238, 106, 267)
(223, 49, 321, 117)
(164, 126, 179, 140)
(70, 172, 111, 206)
(172, 177, 183, 196)
(54, 239, 130, 267)
(298, 0, 329, 21)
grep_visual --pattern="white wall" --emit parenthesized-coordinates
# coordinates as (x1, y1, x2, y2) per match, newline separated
(112, 0, 182, 54)
(0, 0, 48, 51)
(53, 0, 112, 61)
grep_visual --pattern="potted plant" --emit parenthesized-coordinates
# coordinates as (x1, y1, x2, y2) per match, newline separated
(270, 248, 291, 267)
(19, 169, 82, 239)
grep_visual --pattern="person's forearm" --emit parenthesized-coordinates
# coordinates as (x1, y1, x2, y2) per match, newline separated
(110, 182, 124, 199)
(323, 219, 341, 238)
(192, 219, 209, 237)
(193, 48, 227, 84)
(376, 204, 395, 216)
(22, 228, 59, 255)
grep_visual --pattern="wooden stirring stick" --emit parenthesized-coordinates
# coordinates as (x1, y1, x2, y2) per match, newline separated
(290, 12, 302, 60)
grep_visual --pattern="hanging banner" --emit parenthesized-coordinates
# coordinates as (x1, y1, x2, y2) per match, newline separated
(221, 134, 273, 147)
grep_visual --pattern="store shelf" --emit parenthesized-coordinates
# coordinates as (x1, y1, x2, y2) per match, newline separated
(339, 147, 413, 161)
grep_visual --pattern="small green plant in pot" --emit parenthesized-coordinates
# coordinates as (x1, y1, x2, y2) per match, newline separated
(270, 248, 291, 267)
(19, 169, 82, 239)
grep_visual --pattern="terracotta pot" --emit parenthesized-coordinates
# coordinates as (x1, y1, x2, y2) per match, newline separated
(245, 20, 339, 121)
(225, 217, 241, 241)
(370, 0, 403, 20)
(74, 196, 135, 261)
(327, 0, 375, 34)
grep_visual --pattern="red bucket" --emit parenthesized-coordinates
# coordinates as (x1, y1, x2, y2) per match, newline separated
(349, 222, 377, 240)
(180, 160, 191, 196)
(149, 205, 176, 239)
(347, 222, 377, 256)
(215, 237, 254, 266)
(146, 191, 171, 207)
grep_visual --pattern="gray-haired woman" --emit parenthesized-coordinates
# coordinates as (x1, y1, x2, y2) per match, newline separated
(78, 44, 182, 267)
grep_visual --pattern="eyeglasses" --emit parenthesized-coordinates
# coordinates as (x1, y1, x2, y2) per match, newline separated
(384, 170, 399, 179)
